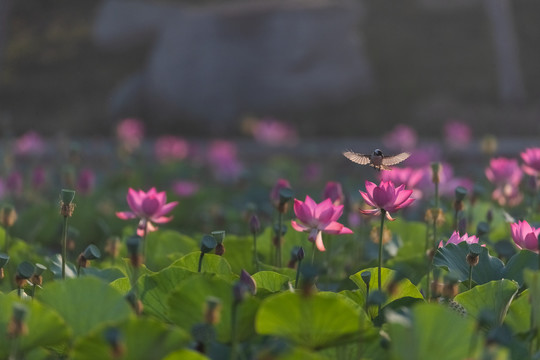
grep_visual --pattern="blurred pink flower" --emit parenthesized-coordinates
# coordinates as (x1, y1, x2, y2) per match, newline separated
(486, 157, 523, 207)
(270, 178, 291, 209)
(382, 124, 418, 152)
(379, 167, 424, 200)
(116, 188, 178, 236)
(416, 163, 473, 198)
(291, 195, 353, 251)
(511, 220, 540, 253)
(14, 131, 46, 156)
(322, 181, 345, 205)
(444, 120, 472, 148)
(252, 118, 298, 146)
(6, 172, 23, 196)
(406, 144, 442, 168)
(438, 230, 483, 248)
(207, 140, 243, 182)
(31, 166, 47, 190)
(303, 163, 322, 183)
(172, 180, 199, 197)
(77, 168, 96, 195)
(521, 148, 540, 177)
(154, 136, 189, 163)
(359, 180, 414, 221)
(116, 118, 144, 152)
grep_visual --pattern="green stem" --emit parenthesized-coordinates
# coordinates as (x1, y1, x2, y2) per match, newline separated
(9, 337, 20, 360)
(253, 233, 259, 272)
(131, 265, 139, 299)
(311, 241, 316, 265)
(295, 259, 302, 289)
(4, 227, 9, 253)
(378, 211, 386, 294)
(77, 265, 81, 278)
(61, 216, 68, 280)
(468, 265, 473, 290)
(425, 221, 431, 301)
(231, 302, 239, 360)
(198, 252, 204, 273)
(277, 213, 282, 268)
(142, 220, 148, 260)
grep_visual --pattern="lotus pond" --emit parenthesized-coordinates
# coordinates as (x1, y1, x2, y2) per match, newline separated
(1, 121, 540, 360)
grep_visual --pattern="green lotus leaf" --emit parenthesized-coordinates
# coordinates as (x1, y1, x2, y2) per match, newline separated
(137, 266, 195, 321)
(348, 267, 424, 318)
(0, 293, 70, 359)
(220, 235, 255, 274)
(146, 230, 199, 270)
(80, 267, 125, 283)
(387, 220, 427, 259)
(252, 271, 291, 295)
(433, 242, 504, 285)
(454, 279, 519, 326)
(387, 303, 477, 360)
(505, 289, 530, 334)
(524, 270, 540, 345)
(168, 275, 260, 343)
(71, 317, 190, 360)
(162, 349, 210, 360)
(37, 277, 132, 339)
(171, 252, 233, 275)
(255, 291, 371, 349)
(110, 277, 131, 294)
(501, 250, 539, 286)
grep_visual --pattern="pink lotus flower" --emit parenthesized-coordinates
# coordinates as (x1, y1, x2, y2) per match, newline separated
(207, 140, 243, 182)
(172, 180, 199, 197)
(444, 120, 472, 149)
(511, 220, 540, 253)
(521, 148, 540, 177)
(416, 163, 473, 198)
(322, 181, 345, 205)
(116, 188, 178, 236)
(14, 131, 45, 156)
(486, 157, 523, 207)
(251, 118, 298, 146)
(154, 136, 189, 164)
(438, 231, 483, 248)
(382, 124, 418, 152)
(291, 196, 353, 251)
(359, 181, 414, 221)
(116, 118, 144, 152)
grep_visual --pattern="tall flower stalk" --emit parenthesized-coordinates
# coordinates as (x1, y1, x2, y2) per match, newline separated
(59, 189, 76, 280)
(359, 181, 414, 292)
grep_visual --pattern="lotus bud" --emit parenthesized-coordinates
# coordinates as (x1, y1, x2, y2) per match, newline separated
(467, 243, 482, 267)
(232, 281, 248, 304)
(59, 189, 76, 217)
(8, 303, 28, 338)
(249, 214, 260, 235)
(15, 261, 35, 288)
(323, 181, 345, 205)
(200, 235, 217, 254)
(126, 235, 143, 268)
(0, 204, 17, 228)
(277, 188, 294, 214)
(30, 263, 47, 287)
(212, 231, 226, 256)
(104, 327, 125, 359)
(78, 244, 101, 268)
(239, 269, 257, 295)
(203, 297, 222, 325)
(288, 246, 304, 268)
(270, 179, 291, 209)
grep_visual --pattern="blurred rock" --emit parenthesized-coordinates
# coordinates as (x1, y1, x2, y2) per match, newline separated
(93, 0, 373, 133)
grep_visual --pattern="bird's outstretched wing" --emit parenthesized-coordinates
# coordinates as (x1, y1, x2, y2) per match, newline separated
(382, 152, 411, 166)
(343, 151, 371, 165)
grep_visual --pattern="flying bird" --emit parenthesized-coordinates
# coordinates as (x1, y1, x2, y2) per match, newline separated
(343, 149, 410, 171)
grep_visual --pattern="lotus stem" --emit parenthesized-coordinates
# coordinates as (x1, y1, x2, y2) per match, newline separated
(295, 259, 302, 289)
(230, 302, 239, 360)
(198, 252, 204, 273)
(311, 241, 315, 265)
(61, 216, 68, 280)
(425, 221, 431, 301)
(4, 228, 9, 253)
(468, 264, 473, 290)
(276, 212, 283, 267)
(378, 211, 386, 294)
(253, 232, 259, 272)
(141, 220, 148, 260)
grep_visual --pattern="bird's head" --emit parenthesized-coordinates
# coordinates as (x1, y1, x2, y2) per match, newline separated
(373, 149, 383, 156)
